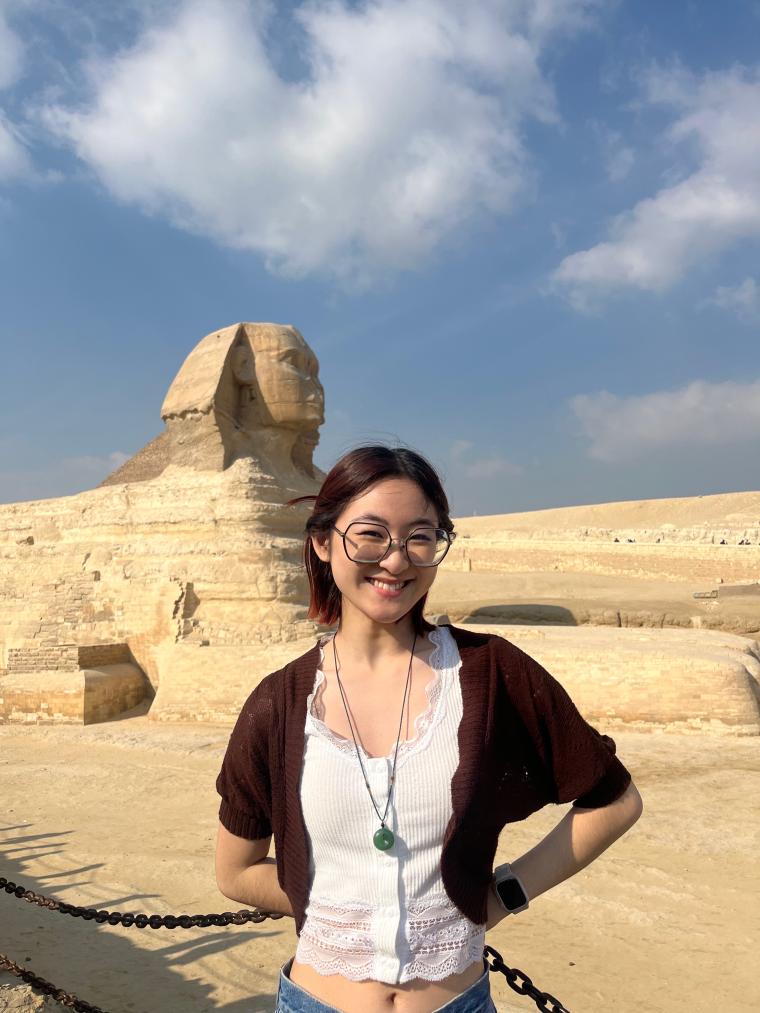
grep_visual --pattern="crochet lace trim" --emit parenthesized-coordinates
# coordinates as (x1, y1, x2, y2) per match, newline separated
(295, 893, 485, 983)
(306, 625, 457, 765)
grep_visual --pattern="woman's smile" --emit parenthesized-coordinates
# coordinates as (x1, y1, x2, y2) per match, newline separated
(365, 576, 413, 597)
(310, 475, 440, 627)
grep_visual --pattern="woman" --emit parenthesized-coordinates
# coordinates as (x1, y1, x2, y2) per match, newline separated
(216, 445, 643, 1013)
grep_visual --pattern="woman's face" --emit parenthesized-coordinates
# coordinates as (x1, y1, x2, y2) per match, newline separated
(312, 477, 441, 629)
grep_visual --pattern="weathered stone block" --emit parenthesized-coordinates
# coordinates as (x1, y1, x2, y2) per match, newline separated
(0, 663, 150, 724)
(459, 623, 760, 735)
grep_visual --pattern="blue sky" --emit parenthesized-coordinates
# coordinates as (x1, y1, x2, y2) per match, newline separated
(1, 0, 759, 515)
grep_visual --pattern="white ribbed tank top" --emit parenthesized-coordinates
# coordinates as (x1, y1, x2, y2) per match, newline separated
(294, 625, 486, 984)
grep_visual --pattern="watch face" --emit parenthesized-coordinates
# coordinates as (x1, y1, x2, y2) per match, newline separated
(496, 876, 528, 910)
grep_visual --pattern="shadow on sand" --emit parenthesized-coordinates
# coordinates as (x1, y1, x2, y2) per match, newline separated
(462, 604, 578, 626)
(0, 823, 282, 1012)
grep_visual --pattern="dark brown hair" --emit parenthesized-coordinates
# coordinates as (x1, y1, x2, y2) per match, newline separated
(293, 445, 454, 632)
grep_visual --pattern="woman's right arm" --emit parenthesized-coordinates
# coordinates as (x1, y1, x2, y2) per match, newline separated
(215, 822, 294, 917)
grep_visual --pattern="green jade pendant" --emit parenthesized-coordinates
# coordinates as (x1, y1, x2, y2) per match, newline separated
(373, 825, 395, 851)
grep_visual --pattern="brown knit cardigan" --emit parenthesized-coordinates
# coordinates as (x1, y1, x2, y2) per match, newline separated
(217, 624, 632, 934)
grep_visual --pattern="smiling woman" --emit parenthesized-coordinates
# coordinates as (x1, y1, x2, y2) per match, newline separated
(300, 447, 455, 634)
(215, 445, 643, 1013)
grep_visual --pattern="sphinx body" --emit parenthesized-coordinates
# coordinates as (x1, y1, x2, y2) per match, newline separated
(0, 323, 328, 723)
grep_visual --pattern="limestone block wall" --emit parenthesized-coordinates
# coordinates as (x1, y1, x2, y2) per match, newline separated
(6, 645, 79, 673)
(451, 492, 760, 585)
(462, 623, 760, 735)
(458, 524, 760, 545)
(446, 538, 760, 584)
(77, 644, 132, 667)
(147, 622, 760, 732)
(0, 663, 149, 724)
(0, 458, 318, 705)
(149, 637, 318, 723)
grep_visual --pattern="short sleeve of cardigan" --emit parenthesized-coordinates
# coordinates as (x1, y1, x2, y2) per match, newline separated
(511, 644, 632, 809)
(216, 677, 274, 840)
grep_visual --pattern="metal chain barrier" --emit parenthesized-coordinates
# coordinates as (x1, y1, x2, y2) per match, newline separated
(0, 875, 284, 928)
(2, 875, 571, 1012)
(485, 945, 571, 1013)
(0, 952, 105, 1013)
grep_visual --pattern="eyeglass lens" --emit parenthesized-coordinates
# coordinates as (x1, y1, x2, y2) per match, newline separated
(343, 522, 449, 565)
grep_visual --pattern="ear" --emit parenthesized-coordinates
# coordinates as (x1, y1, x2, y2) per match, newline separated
(311, 532, 331, 563)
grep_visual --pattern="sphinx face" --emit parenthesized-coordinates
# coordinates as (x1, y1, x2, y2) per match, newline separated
(251, 327, 325, 431)
(230, 345, 255, 386)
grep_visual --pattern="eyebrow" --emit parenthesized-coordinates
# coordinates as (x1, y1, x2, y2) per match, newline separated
(350, 513, 437, 527)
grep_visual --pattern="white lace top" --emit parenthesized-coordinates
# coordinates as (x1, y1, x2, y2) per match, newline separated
(294, 625, 486, 984)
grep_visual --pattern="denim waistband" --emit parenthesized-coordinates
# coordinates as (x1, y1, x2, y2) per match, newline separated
(274, 959, 496, 1013)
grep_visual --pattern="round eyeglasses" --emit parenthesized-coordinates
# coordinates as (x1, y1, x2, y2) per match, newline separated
(333, 522, 455, 567)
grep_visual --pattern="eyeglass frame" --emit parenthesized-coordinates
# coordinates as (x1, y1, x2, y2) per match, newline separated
(332, 522, 456, 568)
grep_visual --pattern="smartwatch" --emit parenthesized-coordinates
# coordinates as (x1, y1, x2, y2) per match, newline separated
(492, 863, 529, 915)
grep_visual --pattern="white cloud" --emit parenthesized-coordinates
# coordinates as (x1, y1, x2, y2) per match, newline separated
(707, 277, 760, 321)
(0, 451, 131, 504)
(66, 450, 131, 474)
(555, 65, 760, 301)
(450, 439, 474, 458)
(550, 220, 567, 248)
(592, 123, 634, 182)
(604, 144, 634, 183)
(571, 378, 760, 463)
(0, 2, 29, 179)
(450, 439, 521, 480)
(0, 112, 28, 177)
(40, 0, 596, 282)
(0, 1, 24, 91)
(603, 138, 634, 183)
(464, 455, 521, 479)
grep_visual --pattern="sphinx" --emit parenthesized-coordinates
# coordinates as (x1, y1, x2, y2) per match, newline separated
(104, 322, 325, 486)
(0, 323, 328, 724)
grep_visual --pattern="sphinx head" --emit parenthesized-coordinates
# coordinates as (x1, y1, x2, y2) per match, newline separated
(240, 324, 324, 432)
(160, 321, 325, 480)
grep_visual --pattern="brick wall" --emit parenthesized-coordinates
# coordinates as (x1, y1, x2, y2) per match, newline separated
(6, 644, 79, 673)
(77, 644, 131, 667)
(447, 541, 760, 584)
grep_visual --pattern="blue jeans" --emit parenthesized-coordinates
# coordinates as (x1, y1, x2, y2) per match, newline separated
(275, 959, 497, 1012)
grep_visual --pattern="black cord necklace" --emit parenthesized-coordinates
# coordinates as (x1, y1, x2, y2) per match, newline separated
(331, 631, 417, 851)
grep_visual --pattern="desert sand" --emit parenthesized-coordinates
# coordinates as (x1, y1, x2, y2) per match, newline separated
(454, 491, 760, 531)
(1, 700, 758, 1013)
(2, 483, 760, 1011)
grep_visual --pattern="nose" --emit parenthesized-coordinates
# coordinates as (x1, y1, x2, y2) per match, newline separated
(379, 542, 411, 574)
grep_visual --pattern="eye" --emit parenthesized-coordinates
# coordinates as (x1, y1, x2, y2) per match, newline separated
(278, 349, 301, 366)
(355, 527, 386, 539)
(409, 529, 435, 543)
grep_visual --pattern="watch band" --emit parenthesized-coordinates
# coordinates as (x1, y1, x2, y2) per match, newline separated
(492, 862, 530, 914)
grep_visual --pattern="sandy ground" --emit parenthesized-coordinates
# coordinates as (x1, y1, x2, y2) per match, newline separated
(1, 709, 758, 1013)
(4, 487, 759, 1013)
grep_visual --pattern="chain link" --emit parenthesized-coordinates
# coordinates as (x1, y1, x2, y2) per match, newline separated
(0, 876, 283, 929)
(485, 945, 572, 1013)
(2, 875, 571, 1012)
(0, 952, 106, 1013)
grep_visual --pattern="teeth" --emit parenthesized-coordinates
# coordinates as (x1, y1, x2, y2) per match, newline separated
(369, 579, 406, 590)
